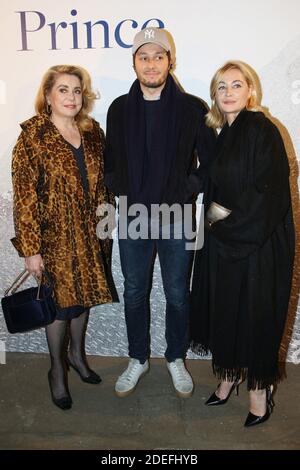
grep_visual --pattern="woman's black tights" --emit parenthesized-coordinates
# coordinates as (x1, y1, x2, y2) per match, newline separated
(46, 311, 90, 398)
(68, 310, 91, 378)
(46, 319, 68, 399)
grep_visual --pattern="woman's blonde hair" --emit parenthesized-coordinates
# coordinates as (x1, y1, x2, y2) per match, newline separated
(206, 60, 263, 129)
(35, 65, 98, 131)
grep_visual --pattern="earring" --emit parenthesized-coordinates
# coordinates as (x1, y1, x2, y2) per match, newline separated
(46, 103, 51, 114)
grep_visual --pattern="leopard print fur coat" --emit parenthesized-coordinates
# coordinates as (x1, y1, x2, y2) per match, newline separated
(11, 113, 118, 309)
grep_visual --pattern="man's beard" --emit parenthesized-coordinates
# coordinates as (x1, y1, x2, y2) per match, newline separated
(140, 76, 167, 89)
(142, 81, 164, 88)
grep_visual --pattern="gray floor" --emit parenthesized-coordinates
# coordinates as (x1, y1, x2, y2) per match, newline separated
(0, 353, 299, 450)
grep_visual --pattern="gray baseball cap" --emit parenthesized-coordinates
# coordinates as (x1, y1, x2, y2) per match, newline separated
(132, 27, 171, 55)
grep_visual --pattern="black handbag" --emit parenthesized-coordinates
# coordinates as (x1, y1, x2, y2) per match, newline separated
(1, 270, 57, 334)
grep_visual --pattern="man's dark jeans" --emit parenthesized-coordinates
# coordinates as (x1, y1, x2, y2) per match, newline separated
(118, 220, 194, 363)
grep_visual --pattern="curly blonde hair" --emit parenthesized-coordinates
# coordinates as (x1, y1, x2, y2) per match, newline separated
(206, 60, 263, 129)
(35, 65, 98, 131)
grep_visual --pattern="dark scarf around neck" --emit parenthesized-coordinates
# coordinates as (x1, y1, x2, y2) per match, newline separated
(124, 74, 183, 208)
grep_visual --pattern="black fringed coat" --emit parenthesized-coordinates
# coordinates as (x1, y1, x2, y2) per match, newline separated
(190, 110, 295, 389)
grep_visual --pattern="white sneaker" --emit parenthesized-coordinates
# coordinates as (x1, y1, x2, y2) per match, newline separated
(167, 359, 194, 398)
(115, 358, 149, 397)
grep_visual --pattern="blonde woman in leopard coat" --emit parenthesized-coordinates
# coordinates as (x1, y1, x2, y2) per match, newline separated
(11, 65, 118, 410)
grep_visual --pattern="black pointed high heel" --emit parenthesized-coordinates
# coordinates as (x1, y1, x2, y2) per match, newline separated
(205, 379, 240, 406)
(66, 357, 102, 384)
(244, 386, 274, 427)
(47, 371, 72, 410)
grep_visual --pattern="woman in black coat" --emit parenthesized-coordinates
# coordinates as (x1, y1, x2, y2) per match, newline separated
(190, 60, 295, 427)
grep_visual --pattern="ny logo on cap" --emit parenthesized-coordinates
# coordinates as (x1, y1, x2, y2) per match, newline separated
(144, 29, 155, 39)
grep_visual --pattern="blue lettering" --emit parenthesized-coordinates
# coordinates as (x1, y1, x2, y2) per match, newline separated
(84, 20, 110, 49)
(16, 11, 165, 52)
(70, 9, 80, 49)
(48, 21, 68, 50)
(16, 10, 46, 51)
(142, 18, 165, 29)
(115, 19, 138, 48)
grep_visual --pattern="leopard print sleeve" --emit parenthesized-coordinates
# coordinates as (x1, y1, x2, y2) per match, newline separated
(94, 124, 116, 210)
(11, 131, 42, 257)
(100, 127, 116, 209)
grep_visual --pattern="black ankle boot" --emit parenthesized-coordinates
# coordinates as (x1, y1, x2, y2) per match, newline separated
(244, 386, 274, 427)
(205, 379, 240, 406)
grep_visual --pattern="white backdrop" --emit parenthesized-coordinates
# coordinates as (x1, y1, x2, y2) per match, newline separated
(0, 0, 299, 363)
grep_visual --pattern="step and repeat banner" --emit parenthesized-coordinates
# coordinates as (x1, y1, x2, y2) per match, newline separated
(0, 0, 299, 362)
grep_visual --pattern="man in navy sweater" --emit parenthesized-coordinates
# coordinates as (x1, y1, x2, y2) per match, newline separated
(105, 27, 215, 398)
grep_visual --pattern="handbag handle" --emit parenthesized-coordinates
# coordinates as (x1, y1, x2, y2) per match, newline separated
(4, 269, 30, 296)
(4, 269, 50, 299)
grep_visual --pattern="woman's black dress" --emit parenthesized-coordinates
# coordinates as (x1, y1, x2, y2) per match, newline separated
(56, 142, 89, 321)
(190, 110, 295, 389)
